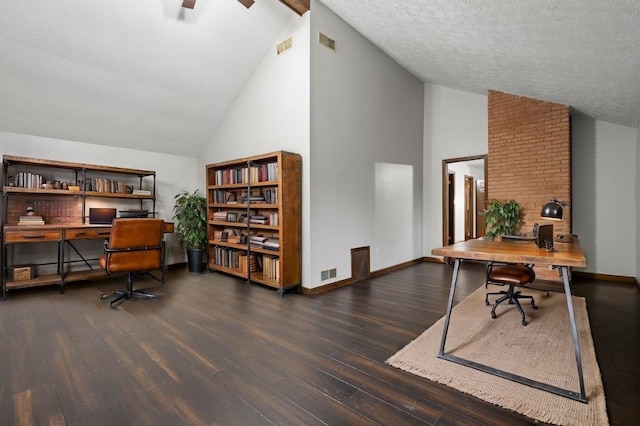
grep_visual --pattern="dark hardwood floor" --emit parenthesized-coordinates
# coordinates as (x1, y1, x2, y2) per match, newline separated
(1, 262, 638, 425)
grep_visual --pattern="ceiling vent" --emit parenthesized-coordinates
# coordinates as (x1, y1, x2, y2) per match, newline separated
(277, 37, 293, 55)
(318, 32, 336, 51)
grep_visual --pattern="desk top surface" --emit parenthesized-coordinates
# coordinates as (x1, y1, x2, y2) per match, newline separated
(432, 237, 586, 268)
(3, 221, 174, 233)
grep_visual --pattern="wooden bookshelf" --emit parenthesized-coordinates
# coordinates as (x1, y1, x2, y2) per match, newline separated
(206, 151, 301, 295)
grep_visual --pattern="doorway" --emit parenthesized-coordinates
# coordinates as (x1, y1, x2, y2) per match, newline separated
(442, 155, 487, 246)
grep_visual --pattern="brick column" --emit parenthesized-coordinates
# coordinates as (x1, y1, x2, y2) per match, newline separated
(488, 91, 571, 281)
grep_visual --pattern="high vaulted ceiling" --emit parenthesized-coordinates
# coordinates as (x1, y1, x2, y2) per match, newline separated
(1, 1, 638, 157)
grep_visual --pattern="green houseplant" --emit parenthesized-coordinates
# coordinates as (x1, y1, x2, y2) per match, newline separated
(173, 189, 207, 273)
(483, 199, 522, 240)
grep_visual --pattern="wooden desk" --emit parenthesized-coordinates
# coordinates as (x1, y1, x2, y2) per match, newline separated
(2, 222, 174, 299)
(432, 238, 588, 403)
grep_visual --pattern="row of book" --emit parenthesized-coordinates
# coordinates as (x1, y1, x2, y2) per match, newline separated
(78, 179, 134, 194)
(10, 172, 44, 189)
(262, 255, 280, 281)
(213, 162, 278, 185)
(211, 248, 265, 274)
(211, 188, 278, 204)
(211, 211, 278, 226)
(210, 247, 279, 281)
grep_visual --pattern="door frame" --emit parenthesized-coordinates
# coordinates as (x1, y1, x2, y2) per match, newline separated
(442, 154, 488, 246)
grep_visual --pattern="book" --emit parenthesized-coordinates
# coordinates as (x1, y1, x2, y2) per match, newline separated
(18, 215, 45, 226)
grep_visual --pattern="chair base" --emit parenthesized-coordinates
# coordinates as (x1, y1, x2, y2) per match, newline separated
(100, 272, 157, 308)
(101, 288, 154, 308)
(486, 285, 538, 326)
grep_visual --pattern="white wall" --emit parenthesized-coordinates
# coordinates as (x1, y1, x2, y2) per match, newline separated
(572, 114, 637, 276)
(309, 1, 424, 288)
(0, 131, 199, 265)
(423, 85, 488, 254)
(199, 12, 311, 284)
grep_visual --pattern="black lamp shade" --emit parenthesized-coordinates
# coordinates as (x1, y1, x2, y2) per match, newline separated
(541, 201, 563, 220)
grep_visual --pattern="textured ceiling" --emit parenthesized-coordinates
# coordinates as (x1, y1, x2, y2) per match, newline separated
(0, 0, 638, 157)
(321, 0, 640, 129)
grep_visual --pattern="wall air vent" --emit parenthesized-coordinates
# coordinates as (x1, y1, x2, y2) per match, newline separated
(277, 37, 293, 55)
(318, 32, 336, 51)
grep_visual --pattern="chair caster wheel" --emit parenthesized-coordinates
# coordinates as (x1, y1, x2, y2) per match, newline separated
(532, 304, 538, 310)
(485, 300, 490, 306)
(522, 320, 528, 326)
(100, 293, 106, 300)
(491, 312, 497, 319)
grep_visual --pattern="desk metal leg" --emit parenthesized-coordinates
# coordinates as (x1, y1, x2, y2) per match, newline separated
(437, 260, 587, 403)
(438, 258, 460, 356)
(561, 266, 587, 402)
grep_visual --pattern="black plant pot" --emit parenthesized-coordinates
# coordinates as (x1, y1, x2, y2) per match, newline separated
(186, 248, 205, 274)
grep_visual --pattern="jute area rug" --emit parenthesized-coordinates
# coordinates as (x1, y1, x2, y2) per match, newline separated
(386, 286, 608, 426)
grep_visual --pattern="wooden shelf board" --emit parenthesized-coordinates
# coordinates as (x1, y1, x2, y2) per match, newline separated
(84, 191, 153, 199)
(208, 180, 277, 189)
(3, 186, 82, 196)
(209, 264, 246, 278)
(6, 273, 61, 289)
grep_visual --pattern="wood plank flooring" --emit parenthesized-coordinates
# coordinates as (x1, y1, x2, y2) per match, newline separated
(1, 262, 638, 425)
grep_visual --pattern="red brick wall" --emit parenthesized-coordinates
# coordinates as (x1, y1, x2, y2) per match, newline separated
(488, 91, 571, 281)
(6, 197, 82, 225)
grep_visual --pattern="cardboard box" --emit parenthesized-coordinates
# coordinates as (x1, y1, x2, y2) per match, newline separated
(12, 265, 35, 281)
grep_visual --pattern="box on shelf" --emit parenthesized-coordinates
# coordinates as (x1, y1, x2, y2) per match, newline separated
(12, 265, 35, 281)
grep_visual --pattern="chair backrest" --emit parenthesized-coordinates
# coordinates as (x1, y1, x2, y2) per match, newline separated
(103, 218, 165, 273)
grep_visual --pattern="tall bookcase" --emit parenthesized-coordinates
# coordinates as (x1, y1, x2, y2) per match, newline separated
(206, 151, 301, 295)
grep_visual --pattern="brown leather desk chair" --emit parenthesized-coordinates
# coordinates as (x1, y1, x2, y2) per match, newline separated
(99, 218, 165, 308)
(485, 263, 538, 326)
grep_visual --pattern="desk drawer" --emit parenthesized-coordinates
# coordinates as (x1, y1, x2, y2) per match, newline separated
(5, 229, 61, 243)
(65, 228, 111, 240)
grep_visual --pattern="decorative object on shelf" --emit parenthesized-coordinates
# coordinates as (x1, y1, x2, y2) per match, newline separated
(482, 199, 522, 240)
(12, 265, 35, 281)
(541, 199, 565, 220)
(18, 206, 45, 226)
(173, 189, 207, 273)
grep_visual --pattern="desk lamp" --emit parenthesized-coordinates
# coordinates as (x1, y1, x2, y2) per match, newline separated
(541, 199, 565, 220)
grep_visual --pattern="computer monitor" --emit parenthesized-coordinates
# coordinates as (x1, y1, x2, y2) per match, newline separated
(536, 224, 554, 250)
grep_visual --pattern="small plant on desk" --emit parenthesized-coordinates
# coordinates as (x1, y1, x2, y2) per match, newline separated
(482, 199, 522, 240)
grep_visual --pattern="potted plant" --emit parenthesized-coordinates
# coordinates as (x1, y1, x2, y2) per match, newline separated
(173, 189, 207, 273)
(483, 199, 522, 240)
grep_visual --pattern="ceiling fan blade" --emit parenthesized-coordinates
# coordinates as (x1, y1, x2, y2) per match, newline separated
(237, 0, 255, 8)
(182, 0, 196, 9)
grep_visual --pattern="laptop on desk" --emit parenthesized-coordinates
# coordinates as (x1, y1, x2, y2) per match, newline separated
(89, 208, 117, 224)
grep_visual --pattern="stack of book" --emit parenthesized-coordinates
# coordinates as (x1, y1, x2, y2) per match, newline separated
(18, 215, 45, 226)
(249, 215, 268, 224)
(213, 211, 228, 221)
(263, 237, 280, 251)
(249, 235, 267, 248)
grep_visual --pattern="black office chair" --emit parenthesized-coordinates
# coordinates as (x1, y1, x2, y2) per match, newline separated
(485, 263, 538, 326)
(99, 218, 165, 308)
